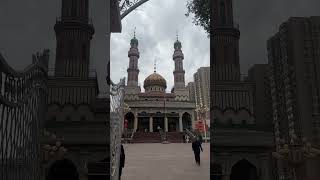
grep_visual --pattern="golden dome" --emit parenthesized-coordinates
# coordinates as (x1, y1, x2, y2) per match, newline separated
(144, 72, 167, 89)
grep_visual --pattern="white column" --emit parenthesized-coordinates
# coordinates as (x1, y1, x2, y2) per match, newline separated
(134, 114, 138, 131)
(149, 116, 153, 132)
(179, 115, 183, 132)
(165, 116, 168, 132)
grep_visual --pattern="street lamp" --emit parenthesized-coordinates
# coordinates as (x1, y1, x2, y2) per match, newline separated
(272, 139, 320, 180)
(41, 129, 68, 162)
(195, 103, 209, 142)
(123, 103, 131, 113)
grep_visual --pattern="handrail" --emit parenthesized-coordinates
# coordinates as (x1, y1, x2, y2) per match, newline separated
(110, 77, 125, 180)
(185, 129, 197, 139)
(0, 49, 49, 180)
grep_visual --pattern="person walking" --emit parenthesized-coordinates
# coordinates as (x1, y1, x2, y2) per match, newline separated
(198, 134, 203, 144)
(192, 137, 203, 165)
(119, 144, 125, 180)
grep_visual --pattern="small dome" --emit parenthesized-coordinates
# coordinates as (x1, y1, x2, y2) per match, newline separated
(144, 72, 167, 89)
(174, 40, 182, 50)
(130, 37, 138, 47)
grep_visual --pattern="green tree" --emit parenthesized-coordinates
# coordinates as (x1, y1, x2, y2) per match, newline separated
(185, 0, 210, 35)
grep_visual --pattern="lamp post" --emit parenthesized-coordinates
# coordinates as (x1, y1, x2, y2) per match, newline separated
(195, 102, 209, 142)
(41, 129, 67, 163)
(272, 139, 320, 180)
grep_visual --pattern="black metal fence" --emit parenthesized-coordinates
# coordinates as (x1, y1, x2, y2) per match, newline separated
(0, 50, 49, 180)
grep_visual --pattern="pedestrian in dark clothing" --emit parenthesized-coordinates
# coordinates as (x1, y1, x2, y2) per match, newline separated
(192, 138, 203, 165)
(119, 144, 125, 180)
(198, 134, 203, 144)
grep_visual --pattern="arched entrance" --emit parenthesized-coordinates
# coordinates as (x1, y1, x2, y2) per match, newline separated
(124, 112, 135, 130)
(182, 112, 192, 130)
(230, 159, 258, 180)
(46, 159, 79, 180)
(212, 163, 223, 180)
(168, 117, 178, 132)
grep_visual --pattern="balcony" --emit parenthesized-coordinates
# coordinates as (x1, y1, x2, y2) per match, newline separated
(56, 17, 93, 25)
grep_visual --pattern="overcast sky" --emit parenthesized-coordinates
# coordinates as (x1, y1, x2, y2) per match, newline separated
(1, 0, 320, 92)
(110, 0, 209, 92)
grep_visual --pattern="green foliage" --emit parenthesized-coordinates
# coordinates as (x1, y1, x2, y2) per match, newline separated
(185, 0, 210, 35)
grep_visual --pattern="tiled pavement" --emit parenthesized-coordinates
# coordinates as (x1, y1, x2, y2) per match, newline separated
(121, 143, 210, 180)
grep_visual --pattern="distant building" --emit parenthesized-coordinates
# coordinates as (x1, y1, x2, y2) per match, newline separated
(190, 67, 210, 121)
(268, 17, 320, 179)
(187, 82, 196, 102)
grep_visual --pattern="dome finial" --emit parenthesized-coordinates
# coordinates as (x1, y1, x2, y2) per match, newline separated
(176, 30, 179, 41)
(130, 27, 138, 47)
(154, 58, 157, 73)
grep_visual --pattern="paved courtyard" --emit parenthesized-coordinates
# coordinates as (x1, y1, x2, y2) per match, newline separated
(121, 143, 210, 180)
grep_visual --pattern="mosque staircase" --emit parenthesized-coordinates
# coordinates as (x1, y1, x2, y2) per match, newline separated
(166, 132, 185, 143)
(131, 132, 162, 143)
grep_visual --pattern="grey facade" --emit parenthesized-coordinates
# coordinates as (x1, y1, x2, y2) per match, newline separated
(43, 0, 121, 179)
(211, 0, 275, 179)
(268, 17, 320, 179)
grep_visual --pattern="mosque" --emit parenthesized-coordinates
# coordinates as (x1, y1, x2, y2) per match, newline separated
(123, 33, 196, 138)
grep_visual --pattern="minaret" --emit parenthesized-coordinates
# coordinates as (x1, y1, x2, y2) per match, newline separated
(127, 30, 140, 87)
(54, 0, 94, 79)
(173, 34, 186, 89)
(212, 0, 240, 81)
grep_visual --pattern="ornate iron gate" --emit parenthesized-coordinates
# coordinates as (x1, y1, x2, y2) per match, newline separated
(110, 78, 125, 180)
(0, 50, 49, 180)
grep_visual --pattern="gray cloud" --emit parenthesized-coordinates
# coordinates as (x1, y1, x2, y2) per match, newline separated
(2, 0, 320, 92)
(111, 0, 209, 92)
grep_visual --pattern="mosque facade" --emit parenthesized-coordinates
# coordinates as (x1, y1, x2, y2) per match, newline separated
(123, 35, 196, 133)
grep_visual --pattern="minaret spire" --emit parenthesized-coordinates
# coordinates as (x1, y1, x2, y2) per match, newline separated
(176, 30, 179, 41)
(154, 59, 157, 73)
(173, 37, 185, 89)
(212, 0, 240, 81)
(54, 0, 94, 79)
(127, 30, 140, 87)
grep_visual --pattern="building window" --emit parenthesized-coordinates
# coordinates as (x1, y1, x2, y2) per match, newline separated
(80, 116, 86, 121)
(242, 120, 247, 125)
